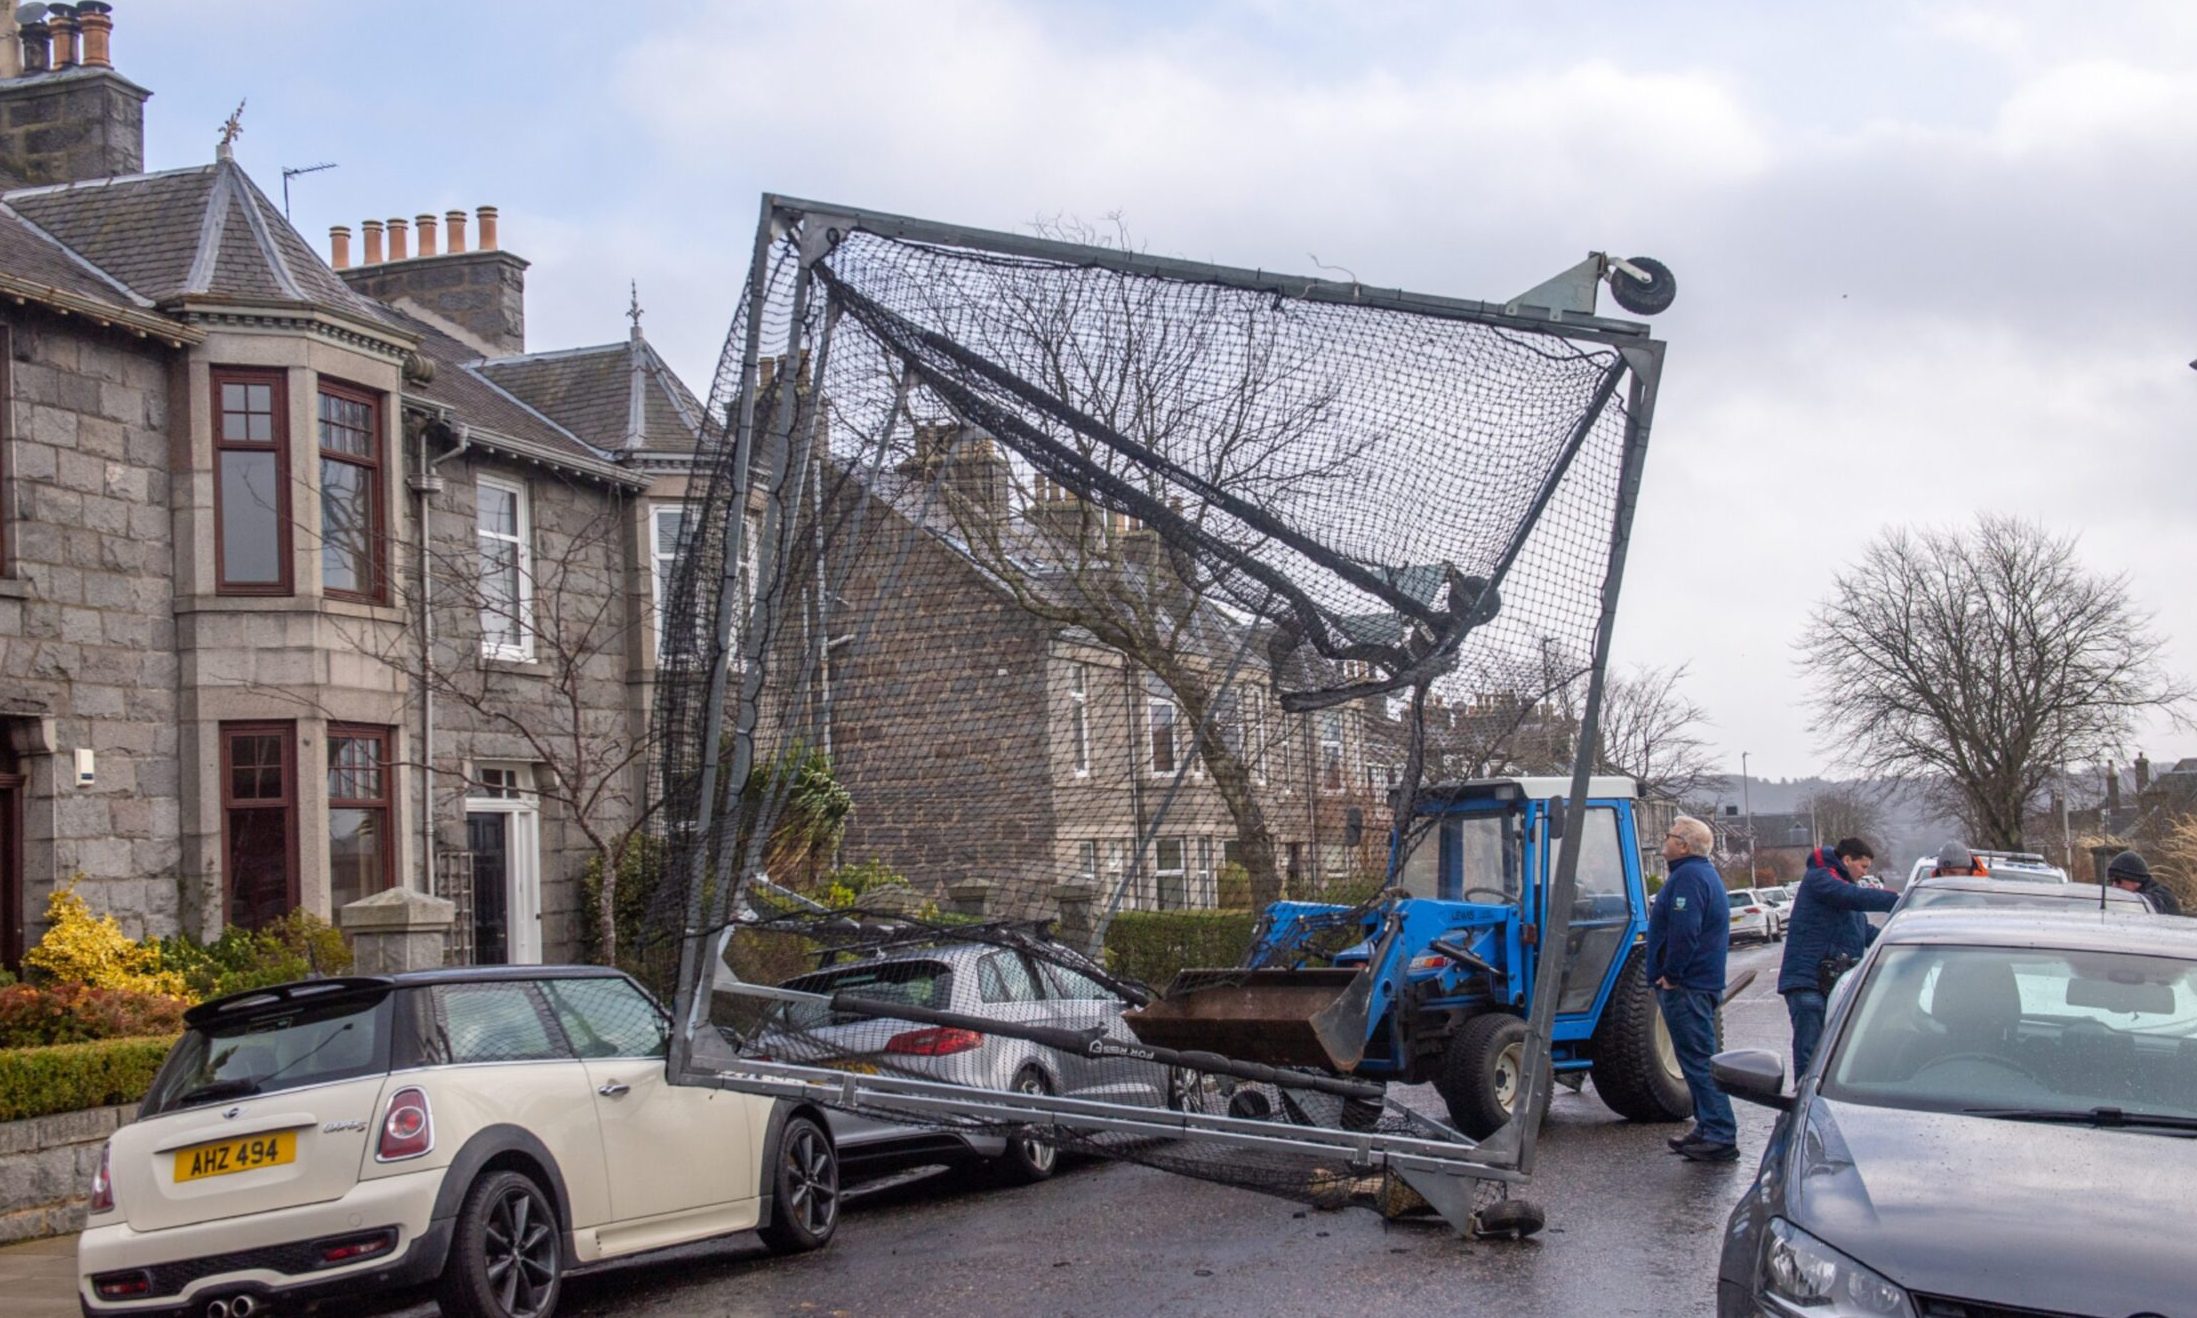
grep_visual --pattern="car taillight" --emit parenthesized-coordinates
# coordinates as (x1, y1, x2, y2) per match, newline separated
(884, 1026, 984, 1056)
(377, 1087, 433, 1161)
(89, 1143, 114, 1214)
(317, 1227, 398, 1265)
(91, 1271, 150, 1299)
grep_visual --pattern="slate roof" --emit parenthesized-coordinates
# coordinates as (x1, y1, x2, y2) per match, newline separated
(0, 202, 195, 342)
(389, 308, 640, 482)
(2, 159, 399, 330)
(474, 337, 704, 454)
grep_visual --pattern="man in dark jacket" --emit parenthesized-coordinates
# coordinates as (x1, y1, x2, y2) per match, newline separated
(2106, 849, 2183, 915)
(1647, 815, 1736, 1161)
(1777, 838, 1898, 1075)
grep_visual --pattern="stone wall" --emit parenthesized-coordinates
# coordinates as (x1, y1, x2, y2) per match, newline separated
(0, 1103, 132, 1243)
(341, 251, 529, 358)
(0, 68, 146, 188)
(1, 312, 183, 937)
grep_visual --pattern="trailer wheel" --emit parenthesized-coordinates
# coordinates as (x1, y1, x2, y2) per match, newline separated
(1436, 1013, 1532, 1139)
(1588, 947, 1700, 1123)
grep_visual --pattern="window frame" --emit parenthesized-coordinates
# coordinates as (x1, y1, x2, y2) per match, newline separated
(1148, 695, 1178, 776)
(219, 721, 299, 926)
(316, 379, 386, 604)
(1, 321, 12, 578)
(649, 502, 685, 659)
(1069, 662, 1091, 776)
(476, 474, 534, 661)
(327, 723, 396, 909)
(212, 367, 293, 596)
(1319, 711, 1345, 793)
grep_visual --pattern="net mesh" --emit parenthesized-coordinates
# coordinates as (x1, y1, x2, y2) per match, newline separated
(643, 211, 1646, 1219)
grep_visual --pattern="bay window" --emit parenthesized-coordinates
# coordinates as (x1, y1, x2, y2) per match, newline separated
(213, 369, 290, 593)
(221, 722, 296, 928)
(328, 725, 393, 911)
(318, 383, 383, 601)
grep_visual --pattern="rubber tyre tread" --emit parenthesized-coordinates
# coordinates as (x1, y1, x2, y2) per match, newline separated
(1436, 1013, 1530, 1140)
(990, 1068, 1059, 1185)
(1473, 1196, 1547, 1241)
(438, 1169, 562, 1318)
(758, 1115, 838, 1254)
(1589, 947, 1701, 1123)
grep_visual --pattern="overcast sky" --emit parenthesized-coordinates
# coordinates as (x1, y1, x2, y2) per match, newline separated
(119, 1, 2197, 781)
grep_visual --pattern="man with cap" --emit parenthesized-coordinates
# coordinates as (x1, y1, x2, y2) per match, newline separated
(1930, 843, 1989, 879)
(2106, 850, 2182, 915)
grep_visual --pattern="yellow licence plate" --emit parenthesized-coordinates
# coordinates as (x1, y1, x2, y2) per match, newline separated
(175, 1131, 296, 1183)
(821, 1059, 880, 1075)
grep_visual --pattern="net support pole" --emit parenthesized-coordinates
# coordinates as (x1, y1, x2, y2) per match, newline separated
(1483, 340, 1662, 1178)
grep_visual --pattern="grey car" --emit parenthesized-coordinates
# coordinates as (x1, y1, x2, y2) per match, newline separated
(1891, 872, 2151, 921)
(752, 941, 1173, 1183)
(1713, 910, 2197, 1316)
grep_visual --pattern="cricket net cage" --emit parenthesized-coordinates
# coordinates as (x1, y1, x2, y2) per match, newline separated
(642, 199, 1656, 1221)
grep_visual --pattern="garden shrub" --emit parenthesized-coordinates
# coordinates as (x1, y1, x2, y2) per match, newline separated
(157, 910, 352, 1002)
(0, 1036, 176, 1123)
(1102, 909, 1259, 989)
(23, 886, 187, 997)
(0, 983, 187, 1048)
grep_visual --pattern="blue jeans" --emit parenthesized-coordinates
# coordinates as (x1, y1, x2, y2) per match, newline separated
(1657, 987, 1735, 1146)
(1785, 988, 1827, 1077)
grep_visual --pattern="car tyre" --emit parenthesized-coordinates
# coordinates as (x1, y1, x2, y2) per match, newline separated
(1590, 947, 1709, 1124)
(439, 1169, 562, 1318)
(1435, 1013, 1535, 1140)
(758, 1114, 839, 1254)
(991, 1068, 1059, 1184)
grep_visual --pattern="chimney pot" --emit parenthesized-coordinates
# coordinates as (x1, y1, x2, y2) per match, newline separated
(329, 225, 352, 270)
(48, 6, 81, 68)
(386, 216, 409, 262)
(19, 21, 51, 75)
(361, 218, 384, 265)
(75, 3, 113, 68)
(443, 209, 467, 254)
(416, 213, 438, 258)
(476, 205, 499, 252)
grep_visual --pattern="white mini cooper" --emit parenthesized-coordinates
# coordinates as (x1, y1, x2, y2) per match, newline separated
(79, 967, 839, 1318)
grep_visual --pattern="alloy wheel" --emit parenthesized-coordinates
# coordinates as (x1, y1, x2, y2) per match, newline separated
(1016, 1073, 1059, 1173)
(784, 1122, 839, 1238)
(482, 1183, 558, 1318)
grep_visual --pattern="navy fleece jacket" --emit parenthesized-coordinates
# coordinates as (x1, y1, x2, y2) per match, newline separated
(1646, 854, 1729, 992)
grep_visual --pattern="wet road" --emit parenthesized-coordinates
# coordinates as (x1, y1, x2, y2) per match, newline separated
(368, 943, 1789, 1318)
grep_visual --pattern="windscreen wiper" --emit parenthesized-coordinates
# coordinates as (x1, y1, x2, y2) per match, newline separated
(175, 1078, 261, 1107)
(1963, 1105, 2197, 1133)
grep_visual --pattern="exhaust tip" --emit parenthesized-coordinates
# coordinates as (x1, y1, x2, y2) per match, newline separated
(206, 1301, 230, 1318)
(231, 1296, 257, 1318)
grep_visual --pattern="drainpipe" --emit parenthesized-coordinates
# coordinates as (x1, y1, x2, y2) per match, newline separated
(410, 414, 471, 891)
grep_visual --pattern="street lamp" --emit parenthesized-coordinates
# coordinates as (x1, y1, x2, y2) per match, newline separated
(1741, 752, 1754, 873)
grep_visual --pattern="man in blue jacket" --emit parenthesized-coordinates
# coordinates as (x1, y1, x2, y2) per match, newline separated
(1777, 838, 1899, 1075)
(1647, 815, 1736, 1162)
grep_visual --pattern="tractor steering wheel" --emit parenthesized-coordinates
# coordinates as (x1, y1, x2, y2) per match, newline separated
(1460, 886, 1511, 905)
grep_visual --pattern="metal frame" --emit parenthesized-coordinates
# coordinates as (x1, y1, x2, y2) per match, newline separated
(665, 194, 1668, 1231)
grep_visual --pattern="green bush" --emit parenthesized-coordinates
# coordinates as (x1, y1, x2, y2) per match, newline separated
(0, 1036, 176, 1123)
(156, 911, 352, 1002)
(0, 983, 187, 1048)
(1103, 910, 1259, 989)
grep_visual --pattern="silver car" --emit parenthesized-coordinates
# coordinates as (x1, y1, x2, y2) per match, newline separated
(1891, 873, 2151, 921)
(753, 941, 1173, 1184)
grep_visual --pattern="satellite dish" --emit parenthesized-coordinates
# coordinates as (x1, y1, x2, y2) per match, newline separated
(15, 3, 50, 23)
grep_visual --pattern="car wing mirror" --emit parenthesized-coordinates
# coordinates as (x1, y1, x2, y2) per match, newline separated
(1711, 1048, 1792, 1111)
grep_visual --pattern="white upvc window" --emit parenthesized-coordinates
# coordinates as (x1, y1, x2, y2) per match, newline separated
(649, 502, 696, 662)
(1149, 696, 1178, 776)
(1319, 710, 1345, 792)
(477, 476, 533, 661)
(1069, 663, 1091, 776)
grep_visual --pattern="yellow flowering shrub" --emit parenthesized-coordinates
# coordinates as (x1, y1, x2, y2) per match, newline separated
(22, 885, 189, 998)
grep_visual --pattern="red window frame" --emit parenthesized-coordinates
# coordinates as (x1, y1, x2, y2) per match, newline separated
(212, 367, 292, 595)
(1, 321, 13, 578)
(327, 723, 396, 905)
(220, 721, 299, 928)
(317, 379, 385, 603)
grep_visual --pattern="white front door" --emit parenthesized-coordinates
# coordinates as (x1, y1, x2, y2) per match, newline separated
(466, 764, 541, 964)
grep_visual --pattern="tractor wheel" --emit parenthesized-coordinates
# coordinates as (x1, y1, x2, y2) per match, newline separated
(1588, 947, 1701, 1124)
(1436, 1013, 1532, 1139)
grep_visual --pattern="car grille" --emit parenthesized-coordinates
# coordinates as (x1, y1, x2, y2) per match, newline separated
(112, 1227, 401, 1298)
(1914, 1295, 2092, 1318)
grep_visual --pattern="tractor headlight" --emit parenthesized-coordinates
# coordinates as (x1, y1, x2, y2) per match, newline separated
(1759, 1218, 1913, 1317)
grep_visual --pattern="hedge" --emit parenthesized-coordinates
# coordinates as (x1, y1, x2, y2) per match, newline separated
(1103, 910, 1259, 989)
(0, 1036, 176, 1123)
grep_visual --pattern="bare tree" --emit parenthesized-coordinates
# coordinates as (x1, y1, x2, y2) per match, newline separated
(1590, 663, 1718, 802)
(1800, 515, 2190, 849)
(1799, 782, 1885, 849)
(926, 218, 1359, 908)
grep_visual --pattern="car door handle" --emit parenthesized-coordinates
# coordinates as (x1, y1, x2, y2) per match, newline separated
(597, 1081, 631, 1098)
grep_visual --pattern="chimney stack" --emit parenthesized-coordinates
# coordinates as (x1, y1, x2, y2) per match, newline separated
(443, 209, 467, 253)
(361, 218, 384, 265)
(18, 19, 50, 74)
(48, 5, 81, 68)
(2135, 754, 2152, 793)
(415, 213, 438, 257)
(76, 2, 113, 68)
(2105, 763, 2121, 813)
(329, 225, 352, 270)
(386, 216, 408, 262)
(336, 203, 529, 355)
(476, 205, 498, 251)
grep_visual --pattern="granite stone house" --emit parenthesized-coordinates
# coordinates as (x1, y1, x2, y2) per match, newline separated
(0, 9, 706, 967)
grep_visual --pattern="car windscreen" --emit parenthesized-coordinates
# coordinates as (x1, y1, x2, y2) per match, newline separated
(776, 959, 954, 1030)
(1904, 886, 2145, 913)
(1822, 945, 2197, 1121)
(143, 990, 391, 1117)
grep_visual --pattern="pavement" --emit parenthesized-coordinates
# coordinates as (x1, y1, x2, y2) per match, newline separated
(5, 941, 1790, 1318)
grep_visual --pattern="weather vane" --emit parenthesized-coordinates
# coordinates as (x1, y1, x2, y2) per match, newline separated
(217, 99, 246, 157)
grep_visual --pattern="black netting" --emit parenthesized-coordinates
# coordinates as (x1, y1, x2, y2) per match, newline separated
(642, 206, 1655, 1223)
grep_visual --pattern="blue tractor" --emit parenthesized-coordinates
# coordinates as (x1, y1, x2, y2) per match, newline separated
(1126, 776, 1696, 1138)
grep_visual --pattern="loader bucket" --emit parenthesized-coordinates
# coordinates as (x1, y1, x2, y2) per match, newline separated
(1124, 967, 1373, 1072)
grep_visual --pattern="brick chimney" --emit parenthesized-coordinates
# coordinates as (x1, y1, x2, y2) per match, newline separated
(2134, 754, 2151, 794)
(336, 204, 528, 356)
(0, 2, 148, 186)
